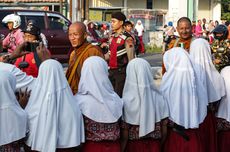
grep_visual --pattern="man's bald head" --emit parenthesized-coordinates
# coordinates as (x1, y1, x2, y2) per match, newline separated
(177, 17, 192, 27)
(176, 17, 192, 40)
(69, 21, 87, 33)
(68, 21, 87, 48)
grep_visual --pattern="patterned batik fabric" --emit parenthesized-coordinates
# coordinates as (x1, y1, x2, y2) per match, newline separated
(121, 121, 162, 140)
(0, 142, 21, 152)
(84, 116, 120, 141)
(217, 118, 230, 131)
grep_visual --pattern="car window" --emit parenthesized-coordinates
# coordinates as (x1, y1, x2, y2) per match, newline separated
(23, 16, 45, 29)
(47, 13, 69, 31)
(17, 12, 45, 30)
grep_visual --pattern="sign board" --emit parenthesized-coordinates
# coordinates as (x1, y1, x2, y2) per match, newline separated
(89, 10, 102, 21)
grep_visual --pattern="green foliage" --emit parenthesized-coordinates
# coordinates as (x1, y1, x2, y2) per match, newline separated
(221, 0, 230, 20)
(145, 44, 162, 53)
(221, 13, 230, 21)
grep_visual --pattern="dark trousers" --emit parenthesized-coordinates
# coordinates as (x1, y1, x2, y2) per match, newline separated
(109, 67, 126, 97)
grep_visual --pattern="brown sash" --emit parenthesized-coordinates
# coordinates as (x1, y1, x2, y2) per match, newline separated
(67, 44, 92, 84)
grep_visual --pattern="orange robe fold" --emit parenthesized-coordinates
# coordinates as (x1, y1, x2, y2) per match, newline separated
(66, 42, 104, 94)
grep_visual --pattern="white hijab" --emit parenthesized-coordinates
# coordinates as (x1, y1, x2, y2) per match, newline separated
(217, 66, 230, 122)
(190, 38, 225, 103)
(25, 59, 85, 152)
(0, 62, 35, 91)
(75, 56, 123, 123)
(135, 20, 144, 36)
(122, 58, 169, 137)
(160, 48, 207, 129)
(0, 71, 27, 146)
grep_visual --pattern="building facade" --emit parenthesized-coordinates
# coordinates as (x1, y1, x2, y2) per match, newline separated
(86, 0, 222, 26)
(0, 0, 222, 26)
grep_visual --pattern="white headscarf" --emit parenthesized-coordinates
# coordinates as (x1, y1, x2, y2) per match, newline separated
(25, 59, 85, 152)
(160, 48, 207, 129)
(122, 58, 169, 137)
(0, 71, 27, 146)
(0, 62, 35, 91)
(75, 56, 123, 123)
(217, 66, 230, 122)
(190, 38, 225, 103)
(135, 20, 144, 36)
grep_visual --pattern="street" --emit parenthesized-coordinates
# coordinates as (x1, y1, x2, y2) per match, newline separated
(138, 53, 162, 67)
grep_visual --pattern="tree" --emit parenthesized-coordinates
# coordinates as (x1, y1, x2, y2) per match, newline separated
(221, 0, 230, 21)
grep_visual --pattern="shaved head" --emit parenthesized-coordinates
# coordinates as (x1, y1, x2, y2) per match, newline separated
(177, 17, 192, 27)
(69, 21, 87, 33)
(176, 17, 192, 40)
(68, 21, 87, 48)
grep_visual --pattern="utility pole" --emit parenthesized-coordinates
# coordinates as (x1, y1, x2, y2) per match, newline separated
(60, 0, 63, 14)
(77, 0, 81, 21)
(70, 0, 72, 21)
(85, 0, 89, 20)
(194, 0, 199, 22)
(80, 0, 84, 21)
(123, 0, 128, 16)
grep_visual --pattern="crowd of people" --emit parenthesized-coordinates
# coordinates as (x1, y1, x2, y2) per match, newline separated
(163, 18, 230, 48)
(84, 18, 145, 56)
(0, 11, 230, 152)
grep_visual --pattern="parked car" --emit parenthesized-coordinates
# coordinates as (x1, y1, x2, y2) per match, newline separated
(0, 9, 72, 63)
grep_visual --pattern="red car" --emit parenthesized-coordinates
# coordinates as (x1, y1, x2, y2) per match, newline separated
(0, 9, 72, 63)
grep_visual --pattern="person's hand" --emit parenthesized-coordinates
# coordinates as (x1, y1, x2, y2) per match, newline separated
(214, 59, 221, 64)
(36, 42, 51, 62)
(104, 51, 110, 61)
(18, 88, 31, 109)
(9, 42, 30, 60)
(125, 37, 134, 48)
(100, 42, 108, 48)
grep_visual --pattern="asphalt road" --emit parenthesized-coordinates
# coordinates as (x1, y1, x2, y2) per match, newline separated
(137, 53, 163, 87)
(138, 53, 162, 67)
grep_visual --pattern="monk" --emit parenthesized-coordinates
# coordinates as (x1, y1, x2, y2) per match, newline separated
(162, 17, 195, 74)
(66, 22, 104, 94)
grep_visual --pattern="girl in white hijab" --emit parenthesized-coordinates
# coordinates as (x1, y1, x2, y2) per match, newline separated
(190, 38, 225, 103)
(190, 38, 225, 152)
(0, 62, 35, 91)
(135, 20, 144, 37)
(161, 48, 207, 152)
(25, 59, 85, 152)
(134, 20, 145, 53)
(121, 58, 169, 152)
(75, 56, 123, 152)
(0, 71, 27, 151)
(216, 66, 230, 152)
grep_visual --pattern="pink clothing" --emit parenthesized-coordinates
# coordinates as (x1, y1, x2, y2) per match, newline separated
(3, 29, 24, 53)
(195, 25, 203, 38)
(208, 35, 214, 44)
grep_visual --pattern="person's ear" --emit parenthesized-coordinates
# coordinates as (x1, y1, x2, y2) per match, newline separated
(120, 21, 124, 26)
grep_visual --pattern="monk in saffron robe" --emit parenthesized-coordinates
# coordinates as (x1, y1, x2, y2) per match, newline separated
(66, 22, 104, 94)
